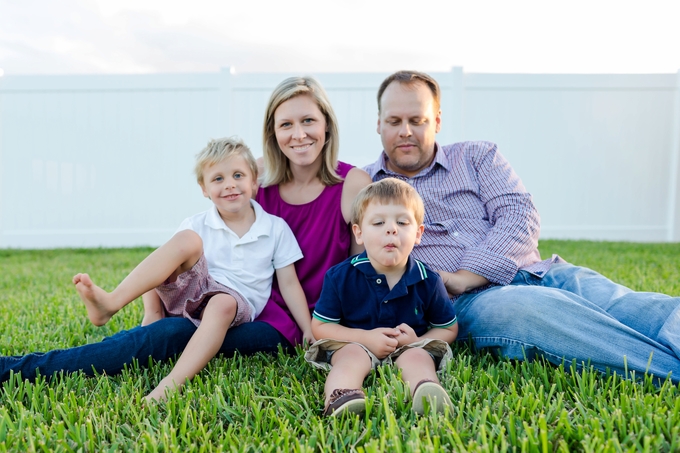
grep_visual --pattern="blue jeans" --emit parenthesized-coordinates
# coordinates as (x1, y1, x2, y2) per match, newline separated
(0, 319, 290, 382)
(454, 263, 680, 382)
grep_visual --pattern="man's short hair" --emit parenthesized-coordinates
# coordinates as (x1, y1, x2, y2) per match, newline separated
(194, 136, 258, 185)
(351, 178, 425, 226)
(377, 70, 441, 112)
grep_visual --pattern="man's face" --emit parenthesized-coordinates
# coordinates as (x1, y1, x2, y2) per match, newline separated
(377, 81, 441, 177)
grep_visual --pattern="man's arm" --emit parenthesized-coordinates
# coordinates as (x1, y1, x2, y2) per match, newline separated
(453, 142, 541, 287)
(437, 269, 490, 296)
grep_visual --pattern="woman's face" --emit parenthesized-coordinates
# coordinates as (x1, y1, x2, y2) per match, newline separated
(273, 94, 327, 169)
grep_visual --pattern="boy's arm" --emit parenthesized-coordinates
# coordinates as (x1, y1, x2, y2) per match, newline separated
(275, 264, 314, 346)
(312, 318, 400, 359)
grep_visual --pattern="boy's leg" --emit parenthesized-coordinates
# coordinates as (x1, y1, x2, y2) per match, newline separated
(395, 348, 452, 414)
(324, 344, 372, 405)
(145, 293, 237, 402)
(73, 230, 203, 326)
(141, 290, 164, 326)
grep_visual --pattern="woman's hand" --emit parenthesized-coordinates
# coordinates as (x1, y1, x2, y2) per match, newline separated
(301, 329, 316, 349)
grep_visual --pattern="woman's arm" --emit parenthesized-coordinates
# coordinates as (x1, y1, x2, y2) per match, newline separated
(275, 264, 314, 345)
(340, 168, 373, 255)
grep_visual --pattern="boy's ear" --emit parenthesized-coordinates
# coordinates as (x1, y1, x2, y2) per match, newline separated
(351, 224, 364, 245)
(414, 224, 425, 245)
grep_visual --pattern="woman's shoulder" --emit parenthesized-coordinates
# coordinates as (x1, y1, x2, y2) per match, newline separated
(341, 165, 373, 195)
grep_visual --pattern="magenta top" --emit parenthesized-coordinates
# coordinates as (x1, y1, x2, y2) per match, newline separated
(255, 162, 354, 345)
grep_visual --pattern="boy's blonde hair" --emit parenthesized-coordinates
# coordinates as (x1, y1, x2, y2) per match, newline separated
(351, 178, 425, 226)
(194, 137, 258, 185)
(261, 76, 342, 187)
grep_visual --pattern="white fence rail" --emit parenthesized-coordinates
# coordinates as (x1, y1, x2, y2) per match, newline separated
(1, 68, 679, 248)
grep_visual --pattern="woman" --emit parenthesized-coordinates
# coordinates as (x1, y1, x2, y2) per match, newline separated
(0, 76, 371, 384)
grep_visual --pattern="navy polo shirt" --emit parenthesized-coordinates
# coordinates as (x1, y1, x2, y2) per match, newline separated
(313, 252, 457, 336)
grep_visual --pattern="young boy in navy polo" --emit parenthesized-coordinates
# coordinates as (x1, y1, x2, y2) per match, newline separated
(305, 178, 458, 417)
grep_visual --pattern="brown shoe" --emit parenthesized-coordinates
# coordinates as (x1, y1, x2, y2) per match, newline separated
(412, 379, 453, 415)
(323, 388, 366, 417)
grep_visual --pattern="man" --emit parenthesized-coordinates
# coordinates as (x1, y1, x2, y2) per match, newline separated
(364, 70, 680, 382)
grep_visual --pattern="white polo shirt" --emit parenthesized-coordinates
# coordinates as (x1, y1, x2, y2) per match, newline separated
(176, 200, 303, 319)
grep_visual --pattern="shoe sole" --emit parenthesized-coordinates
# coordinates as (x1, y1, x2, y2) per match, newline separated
(330, 398, 366, 417)
(412, 382, 453, 415)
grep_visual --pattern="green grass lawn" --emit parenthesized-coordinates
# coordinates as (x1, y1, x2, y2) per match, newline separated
(1, 241, 679, 452)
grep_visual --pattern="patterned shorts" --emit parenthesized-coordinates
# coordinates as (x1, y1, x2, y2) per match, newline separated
(154, 254, 253, 328)
(304, 338, 453, 373)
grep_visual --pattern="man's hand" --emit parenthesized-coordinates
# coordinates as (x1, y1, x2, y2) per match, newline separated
(437, 269, 490, 297)
(393, 323, 419, 347)
(360, 328, 400, 359)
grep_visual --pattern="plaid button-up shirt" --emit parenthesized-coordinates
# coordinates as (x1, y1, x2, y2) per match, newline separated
(365, 141, 559, 296)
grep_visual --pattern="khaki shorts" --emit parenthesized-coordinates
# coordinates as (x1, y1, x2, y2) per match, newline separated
(304, 338, 453, 372)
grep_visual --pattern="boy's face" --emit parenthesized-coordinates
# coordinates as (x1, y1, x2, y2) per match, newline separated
(200, 154, 257, 220)
(352, 201, 424, 274)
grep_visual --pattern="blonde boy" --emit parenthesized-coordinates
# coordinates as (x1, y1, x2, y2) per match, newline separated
(74, 137, 313, 402)
(306, 178, 458, 416)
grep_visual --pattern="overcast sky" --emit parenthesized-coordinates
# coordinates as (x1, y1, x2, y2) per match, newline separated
(1, 0, 679, 77)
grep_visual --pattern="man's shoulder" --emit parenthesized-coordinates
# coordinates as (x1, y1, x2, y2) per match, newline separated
(438, 141, 498, 158)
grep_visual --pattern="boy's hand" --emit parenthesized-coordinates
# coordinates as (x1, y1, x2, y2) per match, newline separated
(394, 323, 418, 347)
(361, 328, 400, 359)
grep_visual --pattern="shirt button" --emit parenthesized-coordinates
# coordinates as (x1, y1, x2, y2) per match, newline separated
(376, 278, 382, 284)
(453, 231, 459, 237)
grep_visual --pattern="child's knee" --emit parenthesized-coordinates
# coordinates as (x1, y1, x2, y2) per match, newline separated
(204, 294, 238, 323)
(332, 344, 371, 368)
(395, 347, 434, 367)
(173, 230, 204, 255)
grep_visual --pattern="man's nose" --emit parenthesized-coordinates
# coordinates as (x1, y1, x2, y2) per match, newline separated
(399, 122, 412, 137)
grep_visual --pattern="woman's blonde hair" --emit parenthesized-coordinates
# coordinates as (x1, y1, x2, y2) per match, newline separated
(261, 76, 342, 187)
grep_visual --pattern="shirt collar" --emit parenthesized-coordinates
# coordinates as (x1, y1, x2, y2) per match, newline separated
(369, 142, 451, 179)
(204, 199, 272, 240)
(350, 251, 429, 288)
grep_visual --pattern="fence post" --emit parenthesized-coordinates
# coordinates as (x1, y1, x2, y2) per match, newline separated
(669, 69, 680, 241)
(218, 66, 235, 136)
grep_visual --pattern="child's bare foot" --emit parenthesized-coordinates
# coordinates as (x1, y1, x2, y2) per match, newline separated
(72, 273, 118, 326)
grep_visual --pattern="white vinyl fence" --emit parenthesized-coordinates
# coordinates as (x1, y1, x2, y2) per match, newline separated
(1, 68, 679, 248)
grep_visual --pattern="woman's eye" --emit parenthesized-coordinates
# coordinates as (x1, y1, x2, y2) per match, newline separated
(303, 118, 313, 124)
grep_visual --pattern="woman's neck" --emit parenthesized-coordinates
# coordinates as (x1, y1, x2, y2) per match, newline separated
(279, 159, 326, 205)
